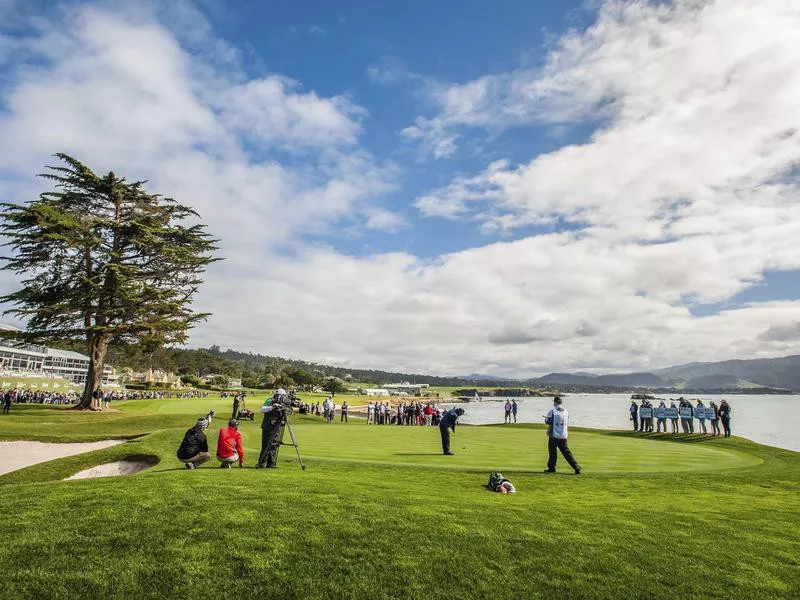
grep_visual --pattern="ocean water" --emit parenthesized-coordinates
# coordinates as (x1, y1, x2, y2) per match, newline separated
(443, 393, 800, 452)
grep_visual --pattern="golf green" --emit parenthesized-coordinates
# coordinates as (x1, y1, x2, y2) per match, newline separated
(0, 396, 797, 600)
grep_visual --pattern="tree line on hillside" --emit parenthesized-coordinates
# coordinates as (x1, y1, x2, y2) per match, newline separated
(48, 341, 516, 391)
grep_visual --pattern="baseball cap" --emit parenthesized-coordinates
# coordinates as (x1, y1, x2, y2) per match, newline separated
(228, 419, 239, 427)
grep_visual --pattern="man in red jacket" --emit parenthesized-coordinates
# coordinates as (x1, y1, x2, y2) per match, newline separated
(217, 419, 245, 469)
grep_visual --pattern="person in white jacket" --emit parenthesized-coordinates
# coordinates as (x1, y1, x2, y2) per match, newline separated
(543, 397, 581, 475)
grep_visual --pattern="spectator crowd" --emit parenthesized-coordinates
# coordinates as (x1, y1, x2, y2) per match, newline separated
(629, 398, 732, 437)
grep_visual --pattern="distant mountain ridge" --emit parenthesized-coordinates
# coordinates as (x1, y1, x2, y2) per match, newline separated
(530, 355, 800, 392)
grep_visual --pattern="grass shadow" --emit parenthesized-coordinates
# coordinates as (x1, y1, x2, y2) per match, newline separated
(606, 431, 729, 445)
(393, 452, 444, 456)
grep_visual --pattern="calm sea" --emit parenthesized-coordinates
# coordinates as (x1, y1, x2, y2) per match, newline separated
(443, 393, 800, 452)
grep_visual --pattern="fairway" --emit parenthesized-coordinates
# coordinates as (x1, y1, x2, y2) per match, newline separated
(0, 396, 797, 600)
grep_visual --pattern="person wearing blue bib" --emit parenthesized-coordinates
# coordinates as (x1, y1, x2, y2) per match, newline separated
(543, 396, 581, 475)
(655, 400, 667, 433)
(669, 401, 679, 433)
(678, 398, 693, 433)
(696, 399, 707, 434)
(707, 401, 720, 436)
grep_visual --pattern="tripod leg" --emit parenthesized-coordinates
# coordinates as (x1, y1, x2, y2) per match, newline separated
(284, 420, 306, 471)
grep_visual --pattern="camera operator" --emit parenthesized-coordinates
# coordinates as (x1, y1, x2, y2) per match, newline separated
(256, 389, 287, 469)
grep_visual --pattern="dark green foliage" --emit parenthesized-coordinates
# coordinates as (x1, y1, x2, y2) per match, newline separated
(0, 154, 219, 407)
(323, 376, 347, 394)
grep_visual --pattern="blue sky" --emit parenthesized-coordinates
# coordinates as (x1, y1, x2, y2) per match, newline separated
(0, 0, 799, 376)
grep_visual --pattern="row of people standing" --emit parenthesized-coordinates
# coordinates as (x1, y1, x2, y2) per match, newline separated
(630, 398, 732, 437)
(367, 401, 442, 426)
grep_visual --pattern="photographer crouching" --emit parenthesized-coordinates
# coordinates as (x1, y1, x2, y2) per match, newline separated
(256, 388, 293, 469)
(176, 411, 215, 469)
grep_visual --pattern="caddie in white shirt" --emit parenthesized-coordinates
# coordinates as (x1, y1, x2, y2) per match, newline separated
(543, 396, 581, 475)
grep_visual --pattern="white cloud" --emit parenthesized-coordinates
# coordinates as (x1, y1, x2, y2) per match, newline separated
(363, 208, 409, 233)
(407, 0, 800, 159)
(2, 0, 799, 377)
(0, 3, 394, 252)
(308, 25, 327, 36)
(414, 0, 800, 302)
(216, 77, 363, 149)
(195, 235, 800, 376)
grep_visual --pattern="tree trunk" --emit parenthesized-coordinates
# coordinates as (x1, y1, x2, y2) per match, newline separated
(77, 334, 110, 409)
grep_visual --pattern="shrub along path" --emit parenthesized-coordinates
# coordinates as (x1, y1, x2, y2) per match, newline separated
(0, 397, 797, 599)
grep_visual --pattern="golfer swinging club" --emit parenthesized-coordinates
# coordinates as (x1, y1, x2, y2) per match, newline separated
(439, 406, 465, 455)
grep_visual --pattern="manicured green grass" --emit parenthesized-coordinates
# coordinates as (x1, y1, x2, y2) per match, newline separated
(0, 398, 798, 599)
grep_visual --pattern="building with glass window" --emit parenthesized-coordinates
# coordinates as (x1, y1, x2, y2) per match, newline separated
(0, 323, 115, 384)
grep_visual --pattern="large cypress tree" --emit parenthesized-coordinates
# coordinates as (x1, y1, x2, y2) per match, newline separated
(0, 154, 220, 409)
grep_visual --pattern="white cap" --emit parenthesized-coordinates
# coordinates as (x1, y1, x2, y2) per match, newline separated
(277, 388, 286, 395)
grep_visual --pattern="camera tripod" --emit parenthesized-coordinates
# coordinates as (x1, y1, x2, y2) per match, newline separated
(272, 411, 306, 470)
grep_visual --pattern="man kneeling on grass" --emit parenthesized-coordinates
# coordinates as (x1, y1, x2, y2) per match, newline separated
(217, 419, 245, 469)
(177, 417, 212, 470)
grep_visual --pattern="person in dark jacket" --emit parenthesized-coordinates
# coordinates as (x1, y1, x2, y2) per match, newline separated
(231, 394, 241, 420)
(629, 400, 639, 431)
(438, 407, 465, 455)
(257, 390, 285, 468)
(718, 400, 732, 437)
(2, 391, 12, 414)
(177, 417, 212, 469)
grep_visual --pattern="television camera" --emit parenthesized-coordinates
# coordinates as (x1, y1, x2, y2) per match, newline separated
(269, 390, 305, 470)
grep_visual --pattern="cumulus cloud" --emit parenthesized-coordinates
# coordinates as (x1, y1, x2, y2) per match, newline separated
(196, 237, 800, 376)
(2, 0, 799, 377)
(413, 0, 800, 303)
(0, 2, 394, 250)
(758, 322, 800, 342)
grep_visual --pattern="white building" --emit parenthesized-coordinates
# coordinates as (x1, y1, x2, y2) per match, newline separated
(0, 323, 115, 385)
(363, 388, 390, 397)
(383, 382, 430, 395)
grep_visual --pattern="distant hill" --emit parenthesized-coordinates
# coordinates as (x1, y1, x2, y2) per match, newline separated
(653, 355, 800, 391)
(534, 372, 664, 388)
(685, 374, 739, 389)
(537, 372, 599, 385)
(533, 355, 800, 392)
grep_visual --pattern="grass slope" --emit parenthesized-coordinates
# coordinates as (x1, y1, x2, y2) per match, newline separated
(0, 396, 798, 600)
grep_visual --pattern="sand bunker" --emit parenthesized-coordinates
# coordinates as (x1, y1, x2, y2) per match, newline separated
(66, 457, 156, 480)
(0, 440, 124, 476)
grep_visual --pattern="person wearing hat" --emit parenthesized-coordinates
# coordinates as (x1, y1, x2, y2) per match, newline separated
(629, 399, 639, 431)
(257, 389, 285, 468)
(543, 396, 581, 475)
(176, 416, 212, 470)
(217, 418, 245, 468)
(438, 406, 465, 455)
